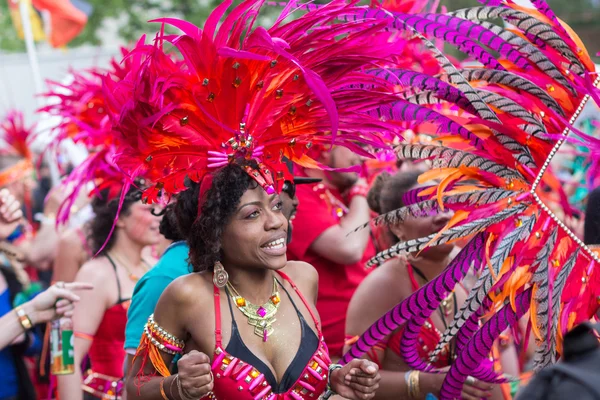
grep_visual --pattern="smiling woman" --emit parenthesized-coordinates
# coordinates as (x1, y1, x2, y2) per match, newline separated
(127, 162, 381, 400)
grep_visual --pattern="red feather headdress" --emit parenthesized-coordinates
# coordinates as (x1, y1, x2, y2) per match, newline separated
(0, 110, 34, 187)
(37, 49, 138, 225)
(103, 0, 424, 204)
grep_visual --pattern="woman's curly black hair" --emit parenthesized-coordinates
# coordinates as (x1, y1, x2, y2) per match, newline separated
(88, 187, 142, 255)
(175, 163, 257, 272)
(154, 203, 183, 242)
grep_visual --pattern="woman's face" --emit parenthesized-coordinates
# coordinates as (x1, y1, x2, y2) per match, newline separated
(118, 202, 162, 246)
(220, 186, 288, 271)
(390, 184, 455, 258)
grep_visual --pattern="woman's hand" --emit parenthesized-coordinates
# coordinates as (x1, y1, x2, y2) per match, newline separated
(330, 359, 380, 400)
(0, 189, 22, 240)
(176, 350, 214, 399)
(461, 376, 494, 400)
(23, 282, 93, 325)
(426, 373, 493, 400)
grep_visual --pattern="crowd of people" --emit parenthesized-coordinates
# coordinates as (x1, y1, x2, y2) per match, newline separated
(2, 0, 600, 399)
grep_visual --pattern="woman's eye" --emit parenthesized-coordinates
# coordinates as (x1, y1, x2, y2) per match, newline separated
(247, 210, 260, 219)
(273, 201, 283, 211)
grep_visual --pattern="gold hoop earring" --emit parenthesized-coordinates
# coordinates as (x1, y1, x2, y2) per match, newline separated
(213, 261, 229, 288)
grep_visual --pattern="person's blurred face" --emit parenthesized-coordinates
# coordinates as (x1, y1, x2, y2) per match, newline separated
(220, 186, 288, 271)
(118, 202, 162, 247)
(321, 146, 362, 192)
(389, 184, 455, 259)
(280, 181, 299, 221)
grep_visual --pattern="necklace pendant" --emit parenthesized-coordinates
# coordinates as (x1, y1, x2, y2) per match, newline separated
(263, 328, 268, 342)
(257, 306, 267, 318)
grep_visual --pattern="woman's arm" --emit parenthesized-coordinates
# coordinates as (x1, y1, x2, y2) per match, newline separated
(126, 277, 213, 400)
(57, 261, 111, 400)
(0, 282, 91, 350)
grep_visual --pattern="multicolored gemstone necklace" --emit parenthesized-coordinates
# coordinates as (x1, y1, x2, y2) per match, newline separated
(226, 277, 281, 342)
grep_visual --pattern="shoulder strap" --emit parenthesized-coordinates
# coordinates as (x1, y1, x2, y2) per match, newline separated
(105, 254, 123, 302)
(213, 285, 222, 348)
(276, 271, 322, 337)
(406, 264, 421, 291)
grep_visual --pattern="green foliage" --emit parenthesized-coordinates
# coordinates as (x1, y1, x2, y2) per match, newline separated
(0, 1, 26, 51)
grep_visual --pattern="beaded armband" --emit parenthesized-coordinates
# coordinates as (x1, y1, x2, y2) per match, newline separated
(143, 314, 185, 355)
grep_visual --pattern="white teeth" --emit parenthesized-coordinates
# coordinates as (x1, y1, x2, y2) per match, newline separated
(264, 238, 285, 249)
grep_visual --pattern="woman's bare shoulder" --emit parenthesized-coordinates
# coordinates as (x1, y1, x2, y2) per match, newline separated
(281, 261, 318, 293)
(163, 271, 213, 307)
(346, 258, 411, 334)
(360, 258, 410, 295)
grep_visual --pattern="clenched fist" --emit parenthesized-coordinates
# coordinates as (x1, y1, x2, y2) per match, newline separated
(176, 350, 214, 399)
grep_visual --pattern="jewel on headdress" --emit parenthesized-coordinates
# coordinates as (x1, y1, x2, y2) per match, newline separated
(306, 99, 312, 107)
(146, 155, 153, 162)
(233, 77, 242, 88)
(207, 93, 215, 102)
(270, 60, 277, 68)
(276, 89, 283, 99)
(256, 80, 264, 89)
(232, 62, 240, 69)
(289, 106, 297, 116)
(289, 138, 297, 147)
(180, 116, 189, 126)
(202, 78, 209, 86)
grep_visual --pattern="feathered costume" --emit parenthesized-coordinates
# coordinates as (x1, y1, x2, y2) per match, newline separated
(38, 50, 135, 226)
(103, 0, 600, 397)
(335, 2, 600, 399)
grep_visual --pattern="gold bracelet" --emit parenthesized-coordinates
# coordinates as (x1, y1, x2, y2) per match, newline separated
(14, 306, 33, 330)
(409, 370, 421, 399)
(160, 378, 169, 400)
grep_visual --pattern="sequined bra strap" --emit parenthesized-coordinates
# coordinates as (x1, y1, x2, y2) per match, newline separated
(275, 271, 322, 339)
(213, 284, 223, 348)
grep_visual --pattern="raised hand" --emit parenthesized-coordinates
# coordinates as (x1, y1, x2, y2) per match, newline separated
(26, 281, 93, 324)
(0, 189, 22, 240)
